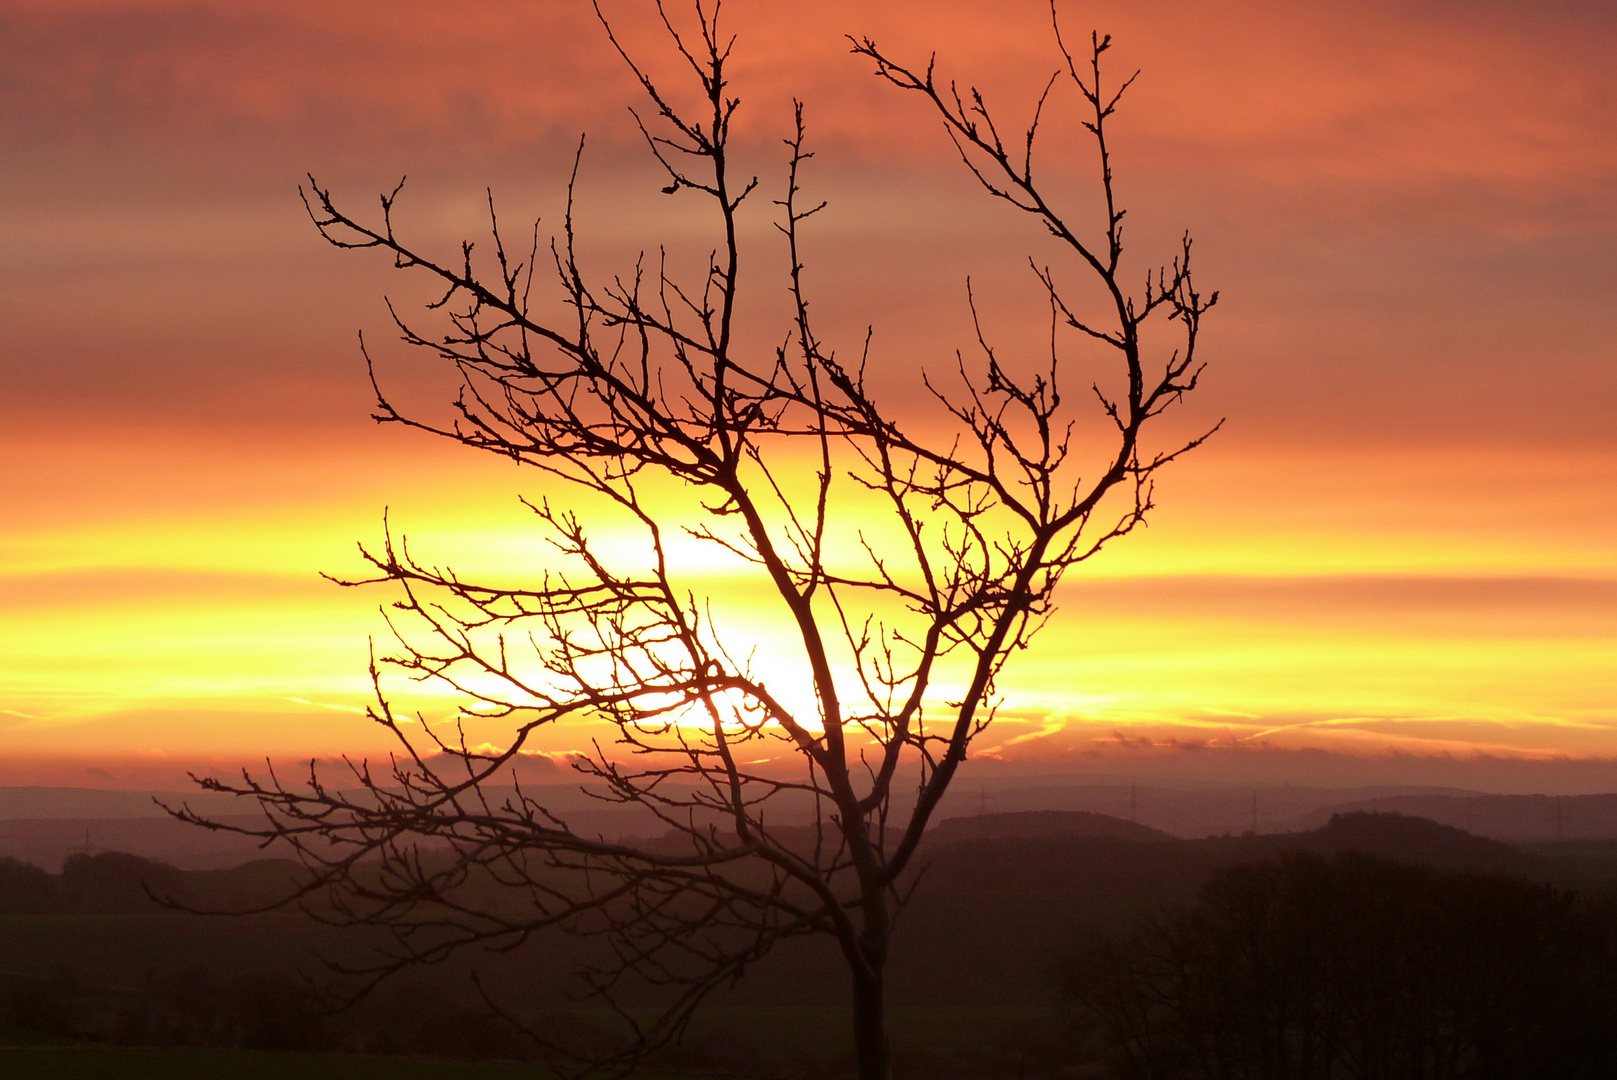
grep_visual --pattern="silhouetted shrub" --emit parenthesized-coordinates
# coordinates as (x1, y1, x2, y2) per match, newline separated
(217, 969, 328, 1050)
(344, 974, 535, 1060)
(0, 971, 79, 1038)
(0, 855, 60, 913)
(1064, 851, 1617, 1080)
(59, 852, 183, 912)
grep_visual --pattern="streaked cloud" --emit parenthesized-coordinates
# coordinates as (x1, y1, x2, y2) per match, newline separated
(3, 0, 1615, 778)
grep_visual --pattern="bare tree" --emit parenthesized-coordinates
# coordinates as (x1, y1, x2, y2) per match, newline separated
(177, 3, 1217, 1078)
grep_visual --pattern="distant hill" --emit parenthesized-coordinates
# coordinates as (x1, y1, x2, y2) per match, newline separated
(882, 810, 1549, 1007)
(1301, 793, 1617, 841)
(1239, 811, 1540, 875)
(0, 783, 660, 869)
(919, 780, 1488, 838)
(13, 781, 1617, 856)
(0, 807, 1583, 1035)
(930, 809, 1172, 845)
(6, 776, 1607, 868)
(0, 815, 286, 871)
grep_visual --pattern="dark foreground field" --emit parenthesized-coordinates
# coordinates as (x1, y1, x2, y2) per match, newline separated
(0, 1046, 549, 1080)
(0, 1008, 1047, 1079)
(1, 812, 1614, 1078)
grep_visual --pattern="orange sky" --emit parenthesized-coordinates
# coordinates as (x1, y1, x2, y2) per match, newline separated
(2, 0, 1615, 791)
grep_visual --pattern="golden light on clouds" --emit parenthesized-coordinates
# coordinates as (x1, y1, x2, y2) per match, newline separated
(4, 434, 1614, 777)
(2, 0, 1615, 786)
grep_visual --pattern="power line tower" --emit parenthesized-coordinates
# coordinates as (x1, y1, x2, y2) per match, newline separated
(976, 783, 998, 818)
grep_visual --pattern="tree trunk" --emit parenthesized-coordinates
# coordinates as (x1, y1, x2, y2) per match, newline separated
(852, 965, 892, 1080)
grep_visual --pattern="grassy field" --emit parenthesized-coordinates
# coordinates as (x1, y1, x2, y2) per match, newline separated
(0, 1046, 732, 1079)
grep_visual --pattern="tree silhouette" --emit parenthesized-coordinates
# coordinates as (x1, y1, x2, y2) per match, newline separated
(176, 3, 1217, 1077)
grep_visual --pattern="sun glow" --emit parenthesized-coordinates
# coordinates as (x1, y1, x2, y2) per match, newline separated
(3, 0, 1615, 786)
(4, 426, 1615, 779)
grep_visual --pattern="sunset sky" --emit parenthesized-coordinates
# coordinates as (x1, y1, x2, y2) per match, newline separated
(2, 0, 1615, 791)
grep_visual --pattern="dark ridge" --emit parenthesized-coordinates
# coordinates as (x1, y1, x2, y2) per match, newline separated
(1243, 810, 1543, 875)
(929, 809, 1173, 845)
(1301, 792, 1617, 841)
(0, 850, 185, 914)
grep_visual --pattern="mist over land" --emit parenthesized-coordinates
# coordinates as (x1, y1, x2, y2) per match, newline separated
(6, 766, 1617, 871)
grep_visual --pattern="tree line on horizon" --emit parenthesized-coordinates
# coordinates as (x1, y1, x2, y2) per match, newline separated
(1067, 850, 1617, 1080)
